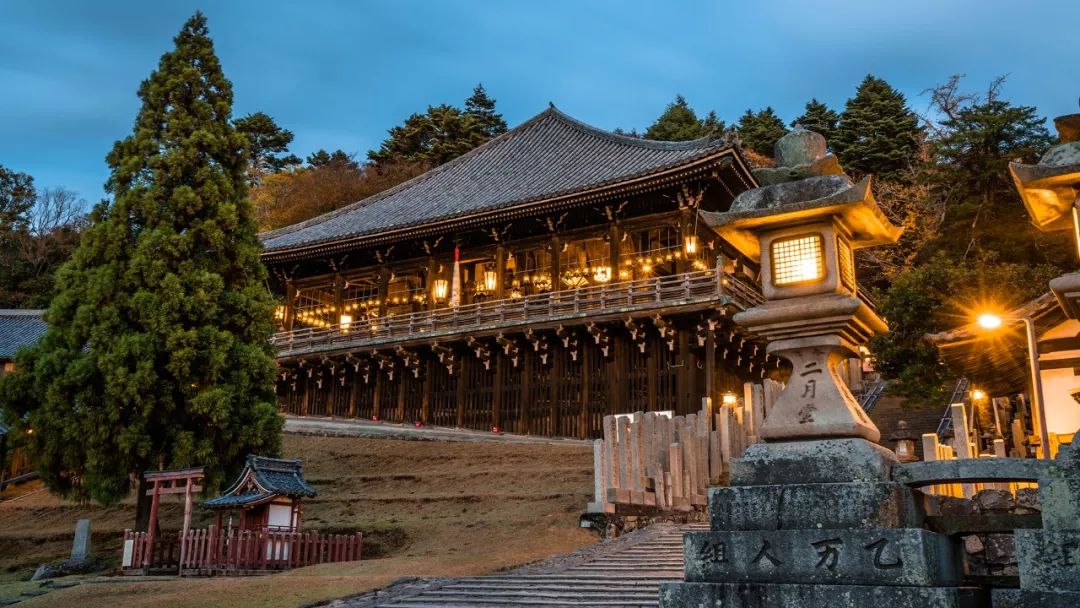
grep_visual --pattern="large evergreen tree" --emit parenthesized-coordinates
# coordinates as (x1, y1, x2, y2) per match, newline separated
(791, 99, 840, 143)
(369, 86, 507, 167)
(736, 107, 788, 156)
(832, 75, 923, 181)
(234, 111, 301, 184)
(0, 13, 281, 524)
(464, 84, 508, 140)
(645, 95, 724, 141)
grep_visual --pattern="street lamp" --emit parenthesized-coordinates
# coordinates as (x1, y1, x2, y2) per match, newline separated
(976, 311, 1051, 459)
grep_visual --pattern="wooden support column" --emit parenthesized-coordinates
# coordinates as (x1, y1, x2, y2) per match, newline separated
(677, 207, 692, 275)
(372, 373, 383, 420)
(347, 371, 360, 418)
(333, 273, 345, 325)
(550, 235, 562, 293)
(427, 256, 438, 311)
(284, 279, 297, 331)
(396, 368, 407, 422)
(421, 358, 432, 423)
(493, 354, 504, 431)
(705, 324, 716, 404)
(300, 375, 311, 417)
(494, 244, 506, 300)
(549, 347, 561, 435)
(609, 223, 621, 278)
(580, 342, 591, 439)
(647, 342, 659, 412)
(455, 359, 467, 428)
(142, 480, 160, 568)
(377, 265, 389, 318)
(520, 351, 531, 435)
(607, 335, 625, 416)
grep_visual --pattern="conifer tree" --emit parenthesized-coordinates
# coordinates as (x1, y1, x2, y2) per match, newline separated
(736, 107, 789, 156)
(832, 75, 923, 181)
(644, 95, 724, 141)
(234, 112, 301, 183)
(464, 84, 508, 140)
(791, 99, 840, 142)
(0, 12, 281, 525)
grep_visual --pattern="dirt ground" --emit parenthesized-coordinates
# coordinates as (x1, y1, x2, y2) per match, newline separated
(0, 432, 596, 608)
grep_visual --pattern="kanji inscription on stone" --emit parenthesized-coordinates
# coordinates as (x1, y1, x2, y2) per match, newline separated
(865, 538, 903, 570)
(751, 540, 782, 567)
(811, 538, 843, 570)
(696, 539, 727, 564)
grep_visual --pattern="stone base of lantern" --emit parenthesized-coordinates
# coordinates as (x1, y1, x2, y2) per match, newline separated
(660, 438, 974, 608)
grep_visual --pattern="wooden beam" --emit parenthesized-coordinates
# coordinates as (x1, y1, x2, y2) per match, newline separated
(550, 235, 562, 294)
(427, 256, 438, 312)
(372, 372, 383, 420)
(549, 346, 561, 435)
(495, 244, 506, 300)
(284, 279, 297, 331)
(520, 350, 531, 435)
(493, 353, 504, 431)
(580, 342, 591, 439)
(421, 358, 432, 424)
(456, 358, 466, 428)
(377, 265, 389, 318)
(333, 273, 345, 325)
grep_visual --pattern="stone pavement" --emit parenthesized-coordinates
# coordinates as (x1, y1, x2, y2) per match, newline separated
(284, 416, 591, 446)
(331, 523, 706, 607)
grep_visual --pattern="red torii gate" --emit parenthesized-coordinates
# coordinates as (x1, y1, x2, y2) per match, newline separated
(141, 467, 204, 571)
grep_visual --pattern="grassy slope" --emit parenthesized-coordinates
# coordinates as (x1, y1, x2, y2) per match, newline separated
(0, 433, 595, 608)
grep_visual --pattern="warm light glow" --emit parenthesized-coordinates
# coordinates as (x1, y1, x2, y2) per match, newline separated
(971, 389, 987, 401)
(433, 279, 449, 301)
(977, 313, 1003, 330)
(684, 235, 699, 255)
(593, 265, 612, 283)
(771, 235, 825, 286)
(721, 392, 738, 406)
(483, 270, 498, 293)
(339, 314, 352, 331)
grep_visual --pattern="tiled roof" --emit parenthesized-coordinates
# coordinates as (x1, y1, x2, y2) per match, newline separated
(203, 455, 317, 509)
(0, 310, 46, 360)
(260, 106, 736, 258)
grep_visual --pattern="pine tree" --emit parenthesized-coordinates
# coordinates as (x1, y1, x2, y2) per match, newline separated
(791, 99, 840, 142)
(832, 75, 923, 181)
(306, 149, 360, 171)
(234, 112, 301, 183)
(737, 107, 789, 156)
(0, 12, 281, 525)
(644, 95, 723, 141)
(464, 84, 507, 140)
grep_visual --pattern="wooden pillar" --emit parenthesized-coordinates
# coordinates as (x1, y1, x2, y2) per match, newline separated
(550, 235, 562, 293)
(580, 342, 591, 439)
(705, 324, 716, 403)
(333, 273, 345, 326)
(493, 355, 504, 431)
(372, 373, 383, 420)
(608, 223, 621, 279)
(300, 375, 311, 417)
(455, 359, 467, 428)
(677, 208, 692, 274)
(284, 280, 297, 331)
(495, 244, 506, 300)
(427, 256, 438, 311)
(549, 347, 561, 435)
(377, 265, 389, 318)
(347, 370, 360, 418)
(178, 477, 195, 571)
(396, 367, 407, 422)
(142, 479, 160, 568)
(520, 351, 531, 435)
(647, 341, 659, 412)
(421, 359, 432, 424)
(679, 330, 695, 416)
(607, 335, 624, 416)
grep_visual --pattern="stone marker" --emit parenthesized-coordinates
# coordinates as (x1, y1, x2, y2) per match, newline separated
(71, 519, 91, 561)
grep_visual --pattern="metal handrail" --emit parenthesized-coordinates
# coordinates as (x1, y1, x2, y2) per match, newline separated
(859, 377, 888, 413)
(936, 377, 970, 437)
(272, 269, 763, 356)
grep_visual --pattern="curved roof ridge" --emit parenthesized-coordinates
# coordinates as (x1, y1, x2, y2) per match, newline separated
(260, 108, 556, 243)
(544, 105, 723, 151)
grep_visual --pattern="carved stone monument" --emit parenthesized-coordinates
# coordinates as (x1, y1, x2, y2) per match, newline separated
(660, 130, 981, 607)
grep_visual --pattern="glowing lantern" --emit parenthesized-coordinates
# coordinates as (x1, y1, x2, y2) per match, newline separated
(593, 266, 612, 283)
(339, 314, 353, 331)
(483, 269, 498, 293)
(684, 235, 699, 255)
(433, 279, 449, 301)
(721, 392, 738, 407)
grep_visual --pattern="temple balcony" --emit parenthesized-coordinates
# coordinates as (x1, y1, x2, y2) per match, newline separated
(271, 268, 765, 360)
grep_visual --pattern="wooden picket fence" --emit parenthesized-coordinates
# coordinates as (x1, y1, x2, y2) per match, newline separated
(587, 380, 780, 513)
(919, 402, 1038, 498)
(121, 526, 362, 575)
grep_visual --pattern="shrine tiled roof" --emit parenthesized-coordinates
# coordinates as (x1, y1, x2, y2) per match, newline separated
(260, 106, 739, 260)
(203, 455, 316, 509)
(0, 310, 46, 360)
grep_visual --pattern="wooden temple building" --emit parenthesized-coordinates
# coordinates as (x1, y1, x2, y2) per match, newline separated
(262, 107, 866, 439)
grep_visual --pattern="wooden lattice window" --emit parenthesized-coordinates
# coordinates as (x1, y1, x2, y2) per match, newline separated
(771, 234, 824, 286)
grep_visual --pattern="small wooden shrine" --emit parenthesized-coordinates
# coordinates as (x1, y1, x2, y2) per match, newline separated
(202, 455, 317, 532)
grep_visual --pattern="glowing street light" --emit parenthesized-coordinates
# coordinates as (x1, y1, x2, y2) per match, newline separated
(721, 391, 739, 407)
(970, 388, 987, 401)
(975, 310, 1050, 459)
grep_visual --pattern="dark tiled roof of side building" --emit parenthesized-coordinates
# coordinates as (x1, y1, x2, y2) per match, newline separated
(260, 106, 738, 257)
(0, 310, 46, 360)
(203, 455, 317, 509)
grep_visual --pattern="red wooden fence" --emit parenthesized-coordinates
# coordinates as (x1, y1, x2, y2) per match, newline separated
(121, 527, 362, 575)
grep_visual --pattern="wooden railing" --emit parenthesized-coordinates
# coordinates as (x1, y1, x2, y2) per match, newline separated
(121, 527, 362, 575)
(272, 269, 764, 357)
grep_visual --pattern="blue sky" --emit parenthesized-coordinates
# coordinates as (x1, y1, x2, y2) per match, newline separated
(2, 0, 1078, 205)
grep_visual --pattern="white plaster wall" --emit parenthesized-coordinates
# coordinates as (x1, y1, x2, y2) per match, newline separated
(1039, 366, 1080, 435)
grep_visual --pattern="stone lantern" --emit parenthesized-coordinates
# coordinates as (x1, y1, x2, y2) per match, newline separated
(1010, 111, 1080, 317)
(889, 420, 919, 463)
(705, 128, 901, 446)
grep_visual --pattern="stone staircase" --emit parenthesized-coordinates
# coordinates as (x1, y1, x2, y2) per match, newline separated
(354, 524, 704, 607)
